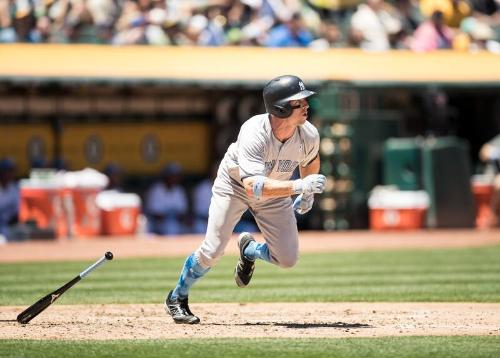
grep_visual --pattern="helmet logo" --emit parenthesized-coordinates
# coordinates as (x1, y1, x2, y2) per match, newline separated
(299, 82, 305, 91)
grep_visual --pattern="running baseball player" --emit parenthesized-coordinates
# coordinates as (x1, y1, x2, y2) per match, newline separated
(165, 75, 326, 324)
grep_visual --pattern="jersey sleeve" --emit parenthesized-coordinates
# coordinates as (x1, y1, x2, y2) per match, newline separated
(300, 126, 320, 167)
(237, 127, 266, 180)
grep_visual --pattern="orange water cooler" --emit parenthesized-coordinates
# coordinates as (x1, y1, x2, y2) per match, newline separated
(19, 183, 69, 238)
(368, 187, 429, 231)
(70, 187, 102, 237)
(96, 191, 141, 236)
(369, 208, 427, 230)
(471, 176, 495, 229)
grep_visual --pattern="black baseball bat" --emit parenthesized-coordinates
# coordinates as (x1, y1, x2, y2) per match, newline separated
(17, 251, 114, 324)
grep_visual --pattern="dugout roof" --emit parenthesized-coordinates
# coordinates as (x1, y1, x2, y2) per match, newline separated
(0, 45, 499, 88)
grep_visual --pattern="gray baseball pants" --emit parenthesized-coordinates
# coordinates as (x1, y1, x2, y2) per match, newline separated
(195, 164, 299, 269)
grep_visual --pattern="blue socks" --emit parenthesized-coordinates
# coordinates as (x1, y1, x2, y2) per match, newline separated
(171, 243, 271, 299)
(243, 241, 271, 263)
(171, 253, 210, 299)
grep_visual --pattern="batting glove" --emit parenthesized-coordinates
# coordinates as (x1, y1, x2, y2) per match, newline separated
(293, 193, 314, 215)
(488, 147, 500, 161)
(293, 174, 326, 195)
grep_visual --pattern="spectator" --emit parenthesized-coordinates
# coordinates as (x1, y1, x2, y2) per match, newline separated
(177, 14, 209, 45)
(0, 0, 17, 42)
(411, 10, 454, 51)
(0, 158, 19, 240)
(86, 0, 120, 42)
(478, 134, 500, 228)
(420, 0, 472, 28)
(392, 0, 424, 48)
(200, 5, 227, 46)
(395, 0, 424, 31)
(144, 162, 189, 236)
(224, 0, 252, 45)
(349, 0, 402, 51)
(265, 12, 313, 47)
(469, 0, 500, 20)
(309, 20, 344, 49)
(113, 0, 173, 45)
(112, 0, 149, 45)
(191, 165, 217, 234)
(459, 16, 497, 50)
(236, 1, 275, 45)
(103, 162, 125, 192)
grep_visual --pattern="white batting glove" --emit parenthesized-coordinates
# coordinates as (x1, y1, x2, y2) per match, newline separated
(293, 174, 326, 195)
(488, 147, 500, 161)
(293, 193, 314, 215)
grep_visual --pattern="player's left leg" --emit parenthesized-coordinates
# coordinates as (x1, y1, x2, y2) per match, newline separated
(251, 197, 299, 268)
(234, 231, 263, 287)
(235, 197, 299, 287)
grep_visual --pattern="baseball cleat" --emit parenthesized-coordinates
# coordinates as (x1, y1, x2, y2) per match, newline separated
(235, 232, 256, 288)
(165, 290, 200, 324)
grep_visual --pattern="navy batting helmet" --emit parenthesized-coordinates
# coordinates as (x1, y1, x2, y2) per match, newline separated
(263, 75, 316, 118)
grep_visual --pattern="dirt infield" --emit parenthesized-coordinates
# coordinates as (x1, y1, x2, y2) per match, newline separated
(1, 229, 499, 340)
(1, 303, 500, 339)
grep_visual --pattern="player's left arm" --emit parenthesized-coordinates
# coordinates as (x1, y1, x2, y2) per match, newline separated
(293, 153, 321, 214)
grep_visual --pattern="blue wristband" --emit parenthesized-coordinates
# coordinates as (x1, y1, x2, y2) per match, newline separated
(252, 176, 266, 200)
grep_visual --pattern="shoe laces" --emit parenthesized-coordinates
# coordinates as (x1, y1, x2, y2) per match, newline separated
(238, 257, 255, 275)
(169, 297, 193, 317)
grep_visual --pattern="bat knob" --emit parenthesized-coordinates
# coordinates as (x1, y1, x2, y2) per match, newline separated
(105, 252, 114, 260)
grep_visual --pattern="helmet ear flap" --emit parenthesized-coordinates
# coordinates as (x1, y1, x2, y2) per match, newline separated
(273, 102, 292, 118)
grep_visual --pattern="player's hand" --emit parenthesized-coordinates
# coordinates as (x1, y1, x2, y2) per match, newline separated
(488, 147, 500, 161)
(293, 174, 326, 195)
(293, 193, 314, 215)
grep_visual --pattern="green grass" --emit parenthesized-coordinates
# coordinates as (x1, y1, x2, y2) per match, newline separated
(2, 247, 500, 357)
(1, 337, 499, 358)
(1, 246, 500, 305)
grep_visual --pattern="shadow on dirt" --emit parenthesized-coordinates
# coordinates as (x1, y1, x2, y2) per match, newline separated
(208, 322, 372, 329)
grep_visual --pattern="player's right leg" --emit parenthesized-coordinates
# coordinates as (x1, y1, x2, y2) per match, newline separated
(165, 252, 209, 324)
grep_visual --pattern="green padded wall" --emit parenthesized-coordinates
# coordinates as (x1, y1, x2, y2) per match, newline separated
(351, 119, 400, 194)
(383, 138, 422, 191)
(422, 137, 475, 228)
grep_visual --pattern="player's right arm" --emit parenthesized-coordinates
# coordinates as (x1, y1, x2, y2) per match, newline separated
(242, 174, 325, 199)
(237, 118, 325, 199)
(242, 176, 296, 198)
(480, 143, 500, 163)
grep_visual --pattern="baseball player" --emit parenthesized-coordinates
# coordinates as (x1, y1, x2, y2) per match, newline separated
(165, 75, 326, 324)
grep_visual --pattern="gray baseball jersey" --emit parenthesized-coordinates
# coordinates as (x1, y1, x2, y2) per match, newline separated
(196, 114, 320, 268)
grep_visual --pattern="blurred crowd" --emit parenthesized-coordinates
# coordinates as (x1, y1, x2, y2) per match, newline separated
(0, 0, 499, 52)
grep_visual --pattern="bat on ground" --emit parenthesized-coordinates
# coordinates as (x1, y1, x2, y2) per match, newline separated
(16, 251, 114, 324)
